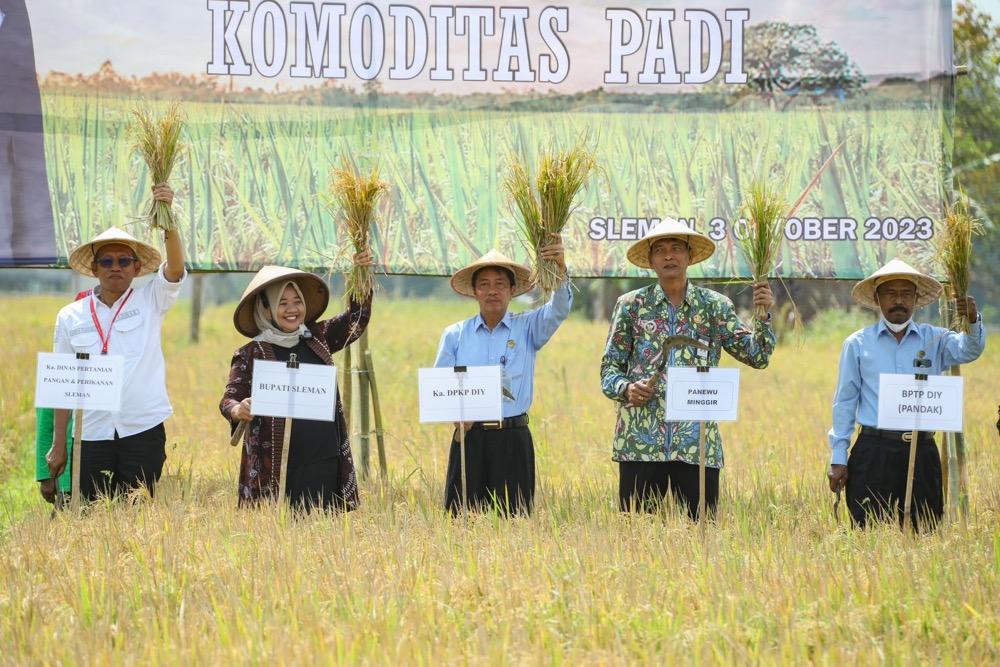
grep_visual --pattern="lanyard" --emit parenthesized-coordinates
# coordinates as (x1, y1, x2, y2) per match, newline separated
(89, 288, 134, 354)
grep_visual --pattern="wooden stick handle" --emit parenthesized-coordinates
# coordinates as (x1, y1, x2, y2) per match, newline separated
(459, 423, 468, 521)
(230, 420, 247, 447)
(902, 429, 919, 532)
(698, 420, 707, 532)
(277, 418, 293, 506)
(71, 409, 83, 515)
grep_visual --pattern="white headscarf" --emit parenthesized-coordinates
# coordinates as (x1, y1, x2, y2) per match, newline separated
(252, 280, 310, 348)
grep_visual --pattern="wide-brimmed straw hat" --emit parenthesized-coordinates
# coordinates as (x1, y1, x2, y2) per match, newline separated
(851, 258, 942, 310)
(626, 218, 716, 268)
(450, 249, 533, 297)
(68, 226, 162, 277)
(233, 265, 330, 337)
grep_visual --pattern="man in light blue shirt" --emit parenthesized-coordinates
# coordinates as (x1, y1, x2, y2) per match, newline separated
(828, 259, 985, 529)
(435, 237, 571, 515)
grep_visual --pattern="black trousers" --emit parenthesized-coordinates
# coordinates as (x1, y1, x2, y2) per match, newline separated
(79, 424, 167, 501)
(619, 461, 720, 520)
(285, 457, 343, 512)
(846, 432, 943, 531)
(444, 425, 535, 516)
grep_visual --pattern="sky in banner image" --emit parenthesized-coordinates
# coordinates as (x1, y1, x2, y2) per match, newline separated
(16, 0, 954, 279)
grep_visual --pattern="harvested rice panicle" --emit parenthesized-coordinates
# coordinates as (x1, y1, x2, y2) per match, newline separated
(129, 100, 186, 232)
(325, 158, 388, 303)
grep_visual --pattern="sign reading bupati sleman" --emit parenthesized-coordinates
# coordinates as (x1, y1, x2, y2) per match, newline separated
(250, 360, 338, 421)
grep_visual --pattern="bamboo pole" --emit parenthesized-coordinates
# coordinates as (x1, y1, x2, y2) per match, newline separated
(939, 293, 967, 522)
(945, 431, 960, 522)
(189, 273, 203, 343)
(358, 331, 371, 479)
(342, 343, 353, 446)
(956, 428, 970, 520)
(363, 346, 388, 478)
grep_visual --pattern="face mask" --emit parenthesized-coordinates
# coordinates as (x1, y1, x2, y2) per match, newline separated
(875, 292, 911, 333)
(882, 315, 911, 333)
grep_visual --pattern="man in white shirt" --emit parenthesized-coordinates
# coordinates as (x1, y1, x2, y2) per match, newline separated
(46, 185, 186, 500)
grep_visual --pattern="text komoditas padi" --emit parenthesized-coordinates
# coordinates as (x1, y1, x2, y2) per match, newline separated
(206, 2, 749, 86)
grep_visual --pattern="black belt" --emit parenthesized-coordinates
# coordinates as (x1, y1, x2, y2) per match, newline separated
(859, 426, 934, 443)
(472, 414, 529, 430)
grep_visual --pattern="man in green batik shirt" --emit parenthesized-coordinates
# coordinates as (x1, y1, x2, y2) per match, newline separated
(600, 219, 775, 520)
(36, 408, 73, 503)
(36, 288, 90, 505)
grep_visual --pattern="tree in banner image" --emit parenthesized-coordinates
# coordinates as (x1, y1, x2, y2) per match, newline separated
(719, 22, 866, 110)
(954, 1, 1000, 311)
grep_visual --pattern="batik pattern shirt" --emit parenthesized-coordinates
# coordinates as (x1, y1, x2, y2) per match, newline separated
(601, 282, 775, 467)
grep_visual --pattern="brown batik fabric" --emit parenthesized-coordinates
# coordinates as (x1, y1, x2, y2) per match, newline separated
(220, 294, 371, 509)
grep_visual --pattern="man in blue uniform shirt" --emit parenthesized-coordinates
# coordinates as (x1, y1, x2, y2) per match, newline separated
(435, 236, 570, 516)
(828, 259, 985, 529)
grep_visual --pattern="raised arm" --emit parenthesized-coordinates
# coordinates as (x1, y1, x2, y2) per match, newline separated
(718, 285, 775, 369)
(152, 183, 185, 283)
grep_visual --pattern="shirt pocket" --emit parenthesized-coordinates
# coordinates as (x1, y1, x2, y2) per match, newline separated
(111, 312, 145, 356)
(68, 331, 100, 354)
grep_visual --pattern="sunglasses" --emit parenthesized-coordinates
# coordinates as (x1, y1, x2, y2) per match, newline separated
(95, 256, 138, 269)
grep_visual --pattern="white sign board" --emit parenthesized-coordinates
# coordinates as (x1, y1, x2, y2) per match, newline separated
(250, 360, 337, 421)
(418, 366, 503, 423)
(35, 352, 124, 411)
(665, 367, 741, 422)
(877, 373, 964, 433)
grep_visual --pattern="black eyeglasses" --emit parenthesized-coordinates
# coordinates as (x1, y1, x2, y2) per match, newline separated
(95, 256, 137, 269)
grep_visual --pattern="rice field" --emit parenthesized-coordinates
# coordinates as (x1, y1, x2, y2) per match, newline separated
(41, 93, 945, 279)
(1, 290, 998, 664)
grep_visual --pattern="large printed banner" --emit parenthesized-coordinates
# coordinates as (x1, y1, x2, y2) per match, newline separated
(1, 0, 954, 278)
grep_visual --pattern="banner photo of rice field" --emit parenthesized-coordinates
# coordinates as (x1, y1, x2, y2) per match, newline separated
(7, 0, 954, 278)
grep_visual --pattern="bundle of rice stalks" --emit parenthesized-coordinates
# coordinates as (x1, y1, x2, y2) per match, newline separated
(735, 179, 788, 320)
(129, 101, 186, 231)
(325, 158, 388, 302)
(503, 138, 600, 297)
(935, 195, 982, 333)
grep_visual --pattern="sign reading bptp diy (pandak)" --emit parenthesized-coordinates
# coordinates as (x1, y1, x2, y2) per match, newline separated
(665, 367, 741, 422)
(250, 360, 337, 421)
(418, 366, 503, 423)
(35, 352, 124, 411)
(877, 373, 964, 433)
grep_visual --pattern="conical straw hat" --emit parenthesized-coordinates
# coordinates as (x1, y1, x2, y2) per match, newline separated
(450, 249, 533, 297)
(626, 218, 716, 268)
(68, 226, 161, 277)
(233, 265, 330, 337)
(851, 258, 942, 310)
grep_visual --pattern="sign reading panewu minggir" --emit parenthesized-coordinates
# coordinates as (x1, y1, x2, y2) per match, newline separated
(1, 0, 954, 278)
